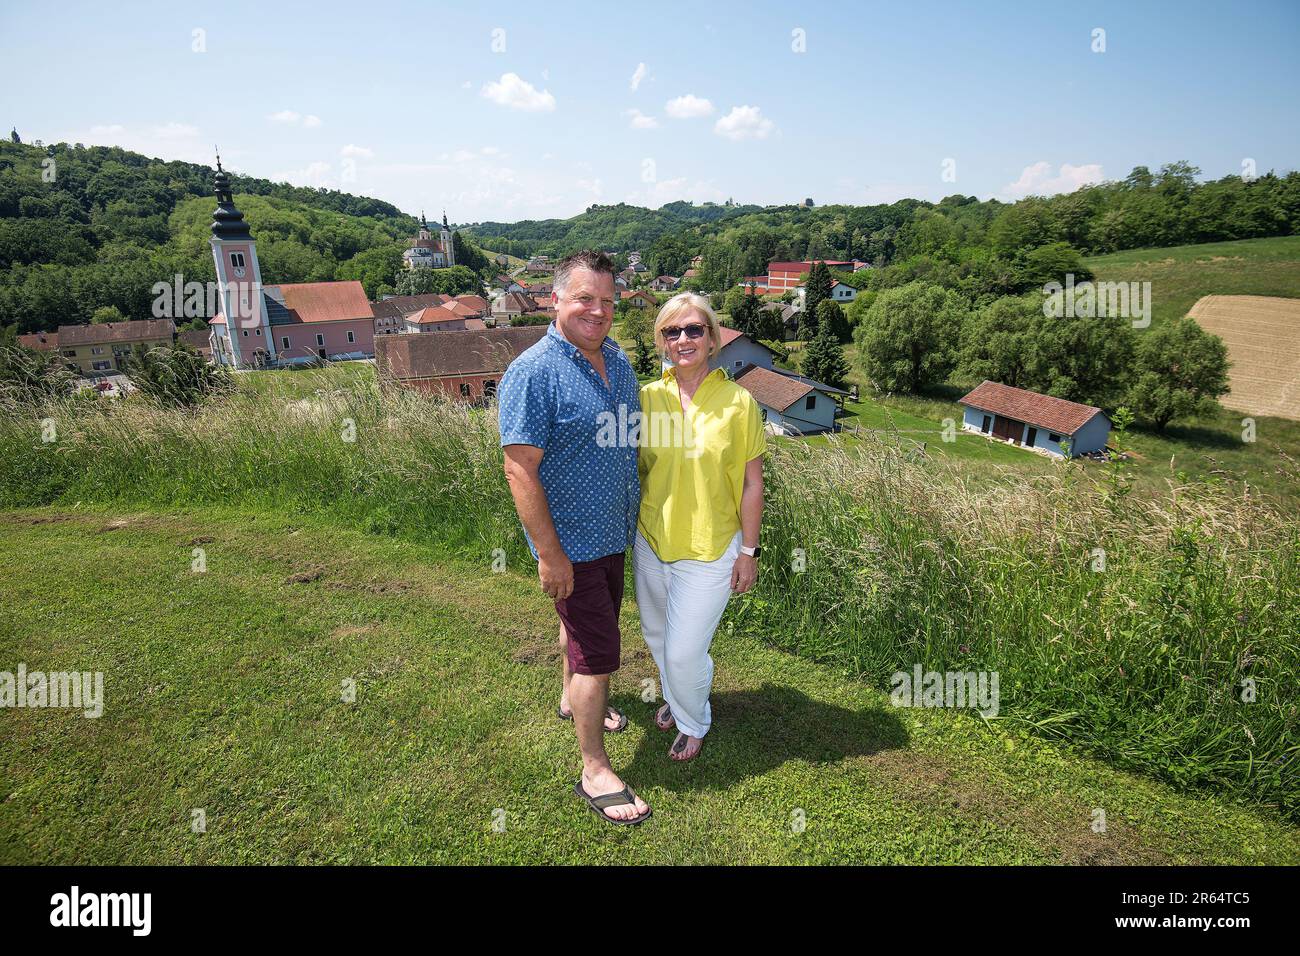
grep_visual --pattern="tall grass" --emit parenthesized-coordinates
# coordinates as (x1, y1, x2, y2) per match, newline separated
(1, 375, 1296, 819)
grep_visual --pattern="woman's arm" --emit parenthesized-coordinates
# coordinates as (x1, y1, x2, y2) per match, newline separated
(731, 455, 764, 593)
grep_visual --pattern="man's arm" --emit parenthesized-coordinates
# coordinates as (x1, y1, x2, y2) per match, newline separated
(502, 443, 574, 600)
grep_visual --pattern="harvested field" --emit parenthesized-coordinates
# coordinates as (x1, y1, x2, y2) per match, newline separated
(1188, 294, 1300, 421)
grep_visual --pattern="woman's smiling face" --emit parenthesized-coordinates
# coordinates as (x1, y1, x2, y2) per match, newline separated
(662, 310, 711, 372)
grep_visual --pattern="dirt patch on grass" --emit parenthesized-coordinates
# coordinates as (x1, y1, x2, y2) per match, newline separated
(330, 623, 381, 640)
(863, 747, 1170, 864)
(285, 568, 325, 584)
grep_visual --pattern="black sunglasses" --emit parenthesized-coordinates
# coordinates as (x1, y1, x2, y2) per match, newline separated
(661, 323, 707, 341)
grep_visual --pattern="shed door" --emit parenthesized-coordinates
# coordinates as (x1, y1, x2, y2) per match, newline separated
(992, 416, 1023, 442)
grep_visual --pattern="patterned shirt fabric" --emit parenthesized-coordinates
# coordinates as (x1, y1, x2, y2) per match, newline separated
(637, 365, 767, 562)
(498, 321, 641, 563)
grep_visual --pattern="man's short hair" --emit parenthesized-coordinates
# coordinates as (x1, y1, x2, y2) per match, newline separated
(554, 249, 616, 293)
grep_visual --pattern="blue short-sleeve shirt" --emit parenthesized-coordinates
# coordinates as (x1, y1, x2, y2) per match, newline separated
(498, 322, 641, 563)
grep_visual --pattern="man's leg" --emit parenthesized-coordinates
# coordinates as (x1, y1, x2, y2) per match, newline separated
(559, 621, 621, 731)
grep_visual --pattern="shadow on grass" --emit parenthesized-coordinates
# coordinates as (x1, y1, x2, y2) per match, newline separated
(612, 683, 909, 793)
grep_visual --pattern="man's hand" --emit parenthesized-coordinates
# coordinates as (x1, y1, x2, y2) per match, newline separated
(731, 553, 758, 594)
(539, 550, 574, 601)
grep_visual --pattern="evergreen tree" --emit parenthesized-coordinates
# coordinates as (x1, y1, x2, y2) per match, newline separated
(815, 298, 851, 344)
(801, 260, 834, 337)
(801, 323, 850, 389)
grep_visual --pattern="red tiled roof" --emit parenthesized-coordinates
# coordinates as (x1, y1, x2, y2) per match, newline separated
(408, 306, 461, 325)
(376, 327, 547, 381)
(370, 294, 453, 320)
(735, 365, 814, 412)
(276, 282, 373, 323)
(453, 294, 489, 314)
(767, 260, 852, 272)
(958, 380, 1106, 436)
(57, 319, 175, 346)
(17, 332, 58, 351)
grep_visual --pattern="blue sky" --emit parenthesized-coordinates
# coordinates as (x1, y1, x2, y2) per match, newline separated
(3, 0, 1298, 224)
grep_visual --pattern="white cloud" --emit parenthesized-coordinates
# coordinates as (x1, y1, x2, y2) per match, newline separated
(481, 73, 556, 112)
(577, 177, 603, 197)
(714, 105, 774, 141)
(624, 176, 725, 208)
(67, 122, 210, 163)
(1001, 161, 1104, 200)
(274, 160, 334, 189)
(152, 122, 199, 140)
(340, 144, 374, 159)
(664, 94, 714, 119)
(625, 109, 658, 130)
(630, 62, 647, 91)
(303, 114, 322, 129)
(267, 110, 301, 125)
(461, 80, 472, 89)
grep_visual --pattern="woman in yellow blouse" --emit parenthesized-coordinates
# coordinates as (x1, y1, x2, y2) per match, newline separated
(634, 292, 766, 762)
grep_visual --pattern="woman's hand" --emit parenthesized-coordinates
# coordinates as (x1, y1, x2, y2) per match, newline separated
(731, 553, 758, 593)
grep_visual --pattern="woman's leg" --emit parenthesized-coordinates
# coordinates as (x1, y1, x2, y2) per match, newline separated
(662, 532, 741, 740)
(632, 531, 672, 705)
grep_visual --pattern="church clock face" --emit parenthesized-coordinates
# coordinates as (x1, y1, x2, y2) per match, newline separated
(233, 267, 246, 279)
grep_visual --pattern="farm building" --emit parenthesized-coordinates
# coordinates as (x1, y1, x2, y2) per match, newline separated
(375, 326, 545, 403)
(713, 326, 779, 375)
(734, 364, 838, 435)
(958, 381, 1111, 458)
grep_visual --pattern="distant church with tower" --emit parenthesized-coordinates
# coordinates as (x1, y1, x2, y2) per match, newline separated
(403, 212, 455, 270)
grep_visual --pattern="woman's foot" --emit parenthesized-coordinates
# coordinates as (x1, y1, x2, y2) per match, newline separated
(670, 732, 702, 762)
(558, 700, 627, 732)
(654, 702, 675, 731)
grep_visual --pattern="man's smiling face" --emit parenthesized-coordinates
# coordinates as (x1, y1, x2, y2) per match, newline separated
(553, 268, 615, 354)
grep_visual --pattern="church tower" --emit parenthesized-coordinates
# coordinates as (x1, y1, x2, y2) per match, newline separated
(209, 154, 273, 367)
(441, 210, 455, 268)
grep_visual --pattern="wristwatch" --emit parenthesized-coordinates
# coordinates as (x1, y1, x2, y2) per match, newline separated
(740, 544, 761, 558)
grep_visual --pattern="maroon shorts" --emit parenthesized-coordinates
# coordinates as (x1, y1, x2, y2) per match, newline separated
(555, 552, 625, 676)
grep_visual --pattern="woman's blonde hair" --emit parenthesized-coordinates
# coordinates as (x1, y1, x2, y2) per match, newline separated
(652, 292, 723, 361)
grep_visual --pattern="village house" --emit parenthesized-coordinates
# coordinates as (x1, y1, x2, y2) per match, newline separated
(650, 275, 679, 292)
(371, 293, 452, 336)
(742, 259, 854, 294)
(620, 289, 658, 310)
(402, 306, 487, 333)
(34, 319, 177, 375)
(958, 380, 1112, 458)
(375, 326, 546, 403)
(734, 364, 838, 435)
(492, 290, 554, 326)
(177, 329, 214, 361)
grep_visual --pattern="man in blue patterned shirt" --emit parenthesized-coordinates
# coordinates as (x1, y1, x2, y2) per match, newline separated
(498, 250, 650, 825)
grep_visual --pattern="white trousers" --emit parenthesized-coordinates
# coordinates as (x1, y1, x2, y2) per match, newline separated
(632, 528, 741, 739)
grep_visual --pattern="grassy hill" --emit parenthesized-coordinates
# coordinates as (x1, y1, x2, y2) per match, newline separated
(3, 502, 1296, 864)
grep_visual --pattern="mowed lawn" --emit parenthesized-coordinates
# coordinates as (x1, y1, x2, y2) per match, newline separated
(2, 505, 1297, 865)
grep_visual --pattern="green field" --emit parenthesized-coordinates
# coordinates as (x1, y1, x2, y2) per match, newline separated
(801, 237, 1300, 504)
(3, 504, 1296, 864)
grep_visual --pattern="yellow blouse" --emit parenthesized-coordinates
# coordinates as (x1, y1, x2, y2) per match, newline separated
(637, 366, 767, 562)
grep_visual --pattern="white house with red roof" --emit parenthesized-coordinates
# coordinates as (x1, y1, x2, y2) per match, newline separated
(959, 380, 1111, 458)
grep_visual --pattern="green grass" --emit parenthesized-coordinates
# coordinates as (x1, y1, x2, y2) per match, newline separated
(2, 504, 1297, 864)
(1084, 234, 1300, 330)
(1, 372, 1296, 825)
